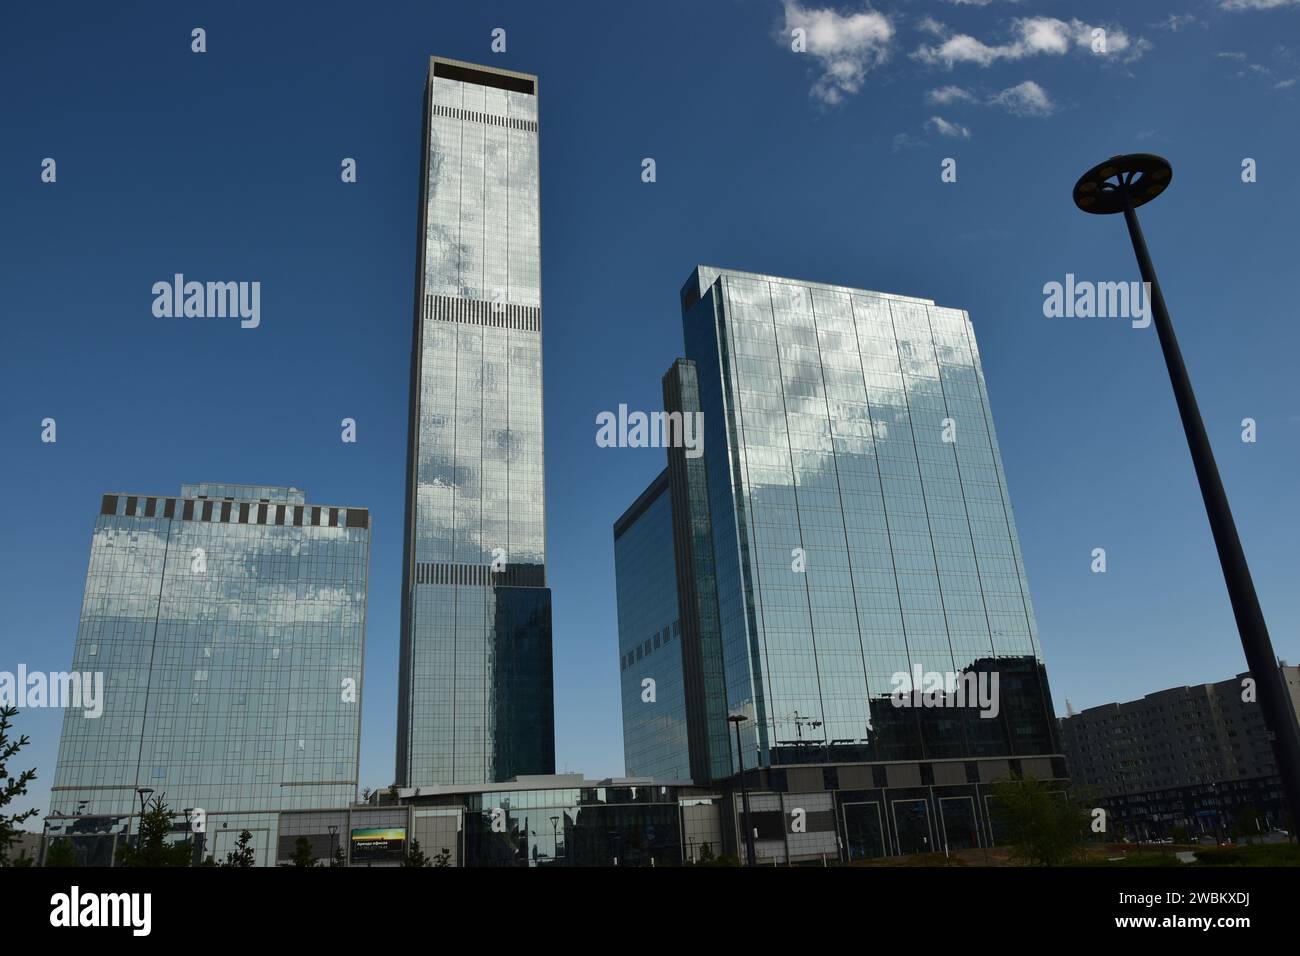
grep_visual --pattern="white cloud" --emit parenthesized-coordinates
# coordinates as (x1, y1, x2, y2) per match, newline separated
(892, 131, 927, 151)
(925, 79, 1056, 116)
(917, 15, 947, 37)
(782, 1, 895, 105)
(989, 79, 1055, 115)
(926, 84, 977, 104)
(914, 17, 1148, 68)
(925, 115, 972, 138)
(1220, 0, 1300, 9)
(1217, 46, 1298, 90)
(1155, 13, 1198, 30)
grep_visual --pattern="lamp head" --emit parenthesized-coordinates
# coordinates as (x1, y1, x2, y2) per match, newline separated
(1073, 153, 1172, 215)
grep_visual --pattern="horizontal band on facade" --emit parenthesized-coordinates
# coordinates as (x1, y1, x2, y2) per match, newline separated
(430, 102, 537, 132)
(423, 293, 541, 332)
(413, 561, 546, 588)
(100, 494, 369, 530)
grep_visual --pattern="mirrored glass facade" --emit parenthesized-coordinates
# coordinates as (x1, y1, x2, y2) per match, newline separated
(399, 57, 554, 786)
(49, 483, 369, 821)
(678, 266, 1058, 773)
(613, 471, 690, 781)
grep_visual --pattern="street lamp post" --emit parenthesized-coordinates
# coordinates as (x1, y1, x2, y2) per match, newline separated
(183, 808, 199, 865)
(133, 787, 153, 851)
(1073, 153, 1300, 836)
(727, 713, 756, 866)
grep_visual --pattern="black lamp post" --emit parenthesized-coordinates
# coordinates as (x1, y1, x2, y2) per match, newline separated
(1073, 153, 1300, 836)
(727, 712, 757, 866)
(133, 787, 153, 849)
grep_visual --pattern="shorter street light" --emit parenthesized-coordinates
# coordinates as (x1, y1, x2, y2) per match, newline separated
(132, 787, 154, 848)
(727, 713, 757, 867)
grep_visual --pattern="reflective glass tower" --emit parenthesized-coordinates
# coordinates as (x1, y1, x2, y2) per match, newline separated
(48, 483, 369, 861)
(398, 57, 555, 787)
(614, 267, 1060, 786)
(679, 266, 1058, 772)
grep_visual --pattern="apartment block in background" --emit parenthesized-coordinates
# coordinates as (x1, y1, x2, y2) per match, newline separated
(1060, 665, 1300, 839)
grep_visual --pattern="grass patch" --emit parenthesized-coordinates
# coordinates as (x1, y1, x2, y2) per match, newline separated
(1193, 843, 1300, 867)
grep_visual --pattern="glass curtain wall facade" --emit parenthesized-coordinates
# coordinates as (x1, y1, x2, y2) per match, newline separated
(398, 56, 554, 787)
(613, 471, 690, 781)
(49, 483, 369, 821)
(662, 359, 732, 784)
(679, 266, 1058, 774)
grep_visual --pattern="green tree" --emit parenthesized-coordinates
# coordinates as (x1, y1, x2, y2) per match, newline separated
(117, 796, 192, 867)
(289, 835, 319, 868)
(332, 841, 346, 867)
(402, 839, 429, 867)
(221, 829, 256, 868)
(432, 846, 451, 868)
(988, 776, 1089, 866)
(44, 838, 76, 867)
(0, 707, 39, 866)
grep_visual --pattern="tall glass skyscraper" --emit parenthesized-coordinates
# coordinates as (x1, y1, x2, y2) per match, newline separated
(616, 267, 1058, 785)
(48, 483, 369, 864)
(398, 56, 555, 787)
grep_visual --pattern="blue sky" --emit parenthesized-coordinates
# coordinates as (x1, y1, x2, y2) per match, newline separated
(3, 0, 1299, 821)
